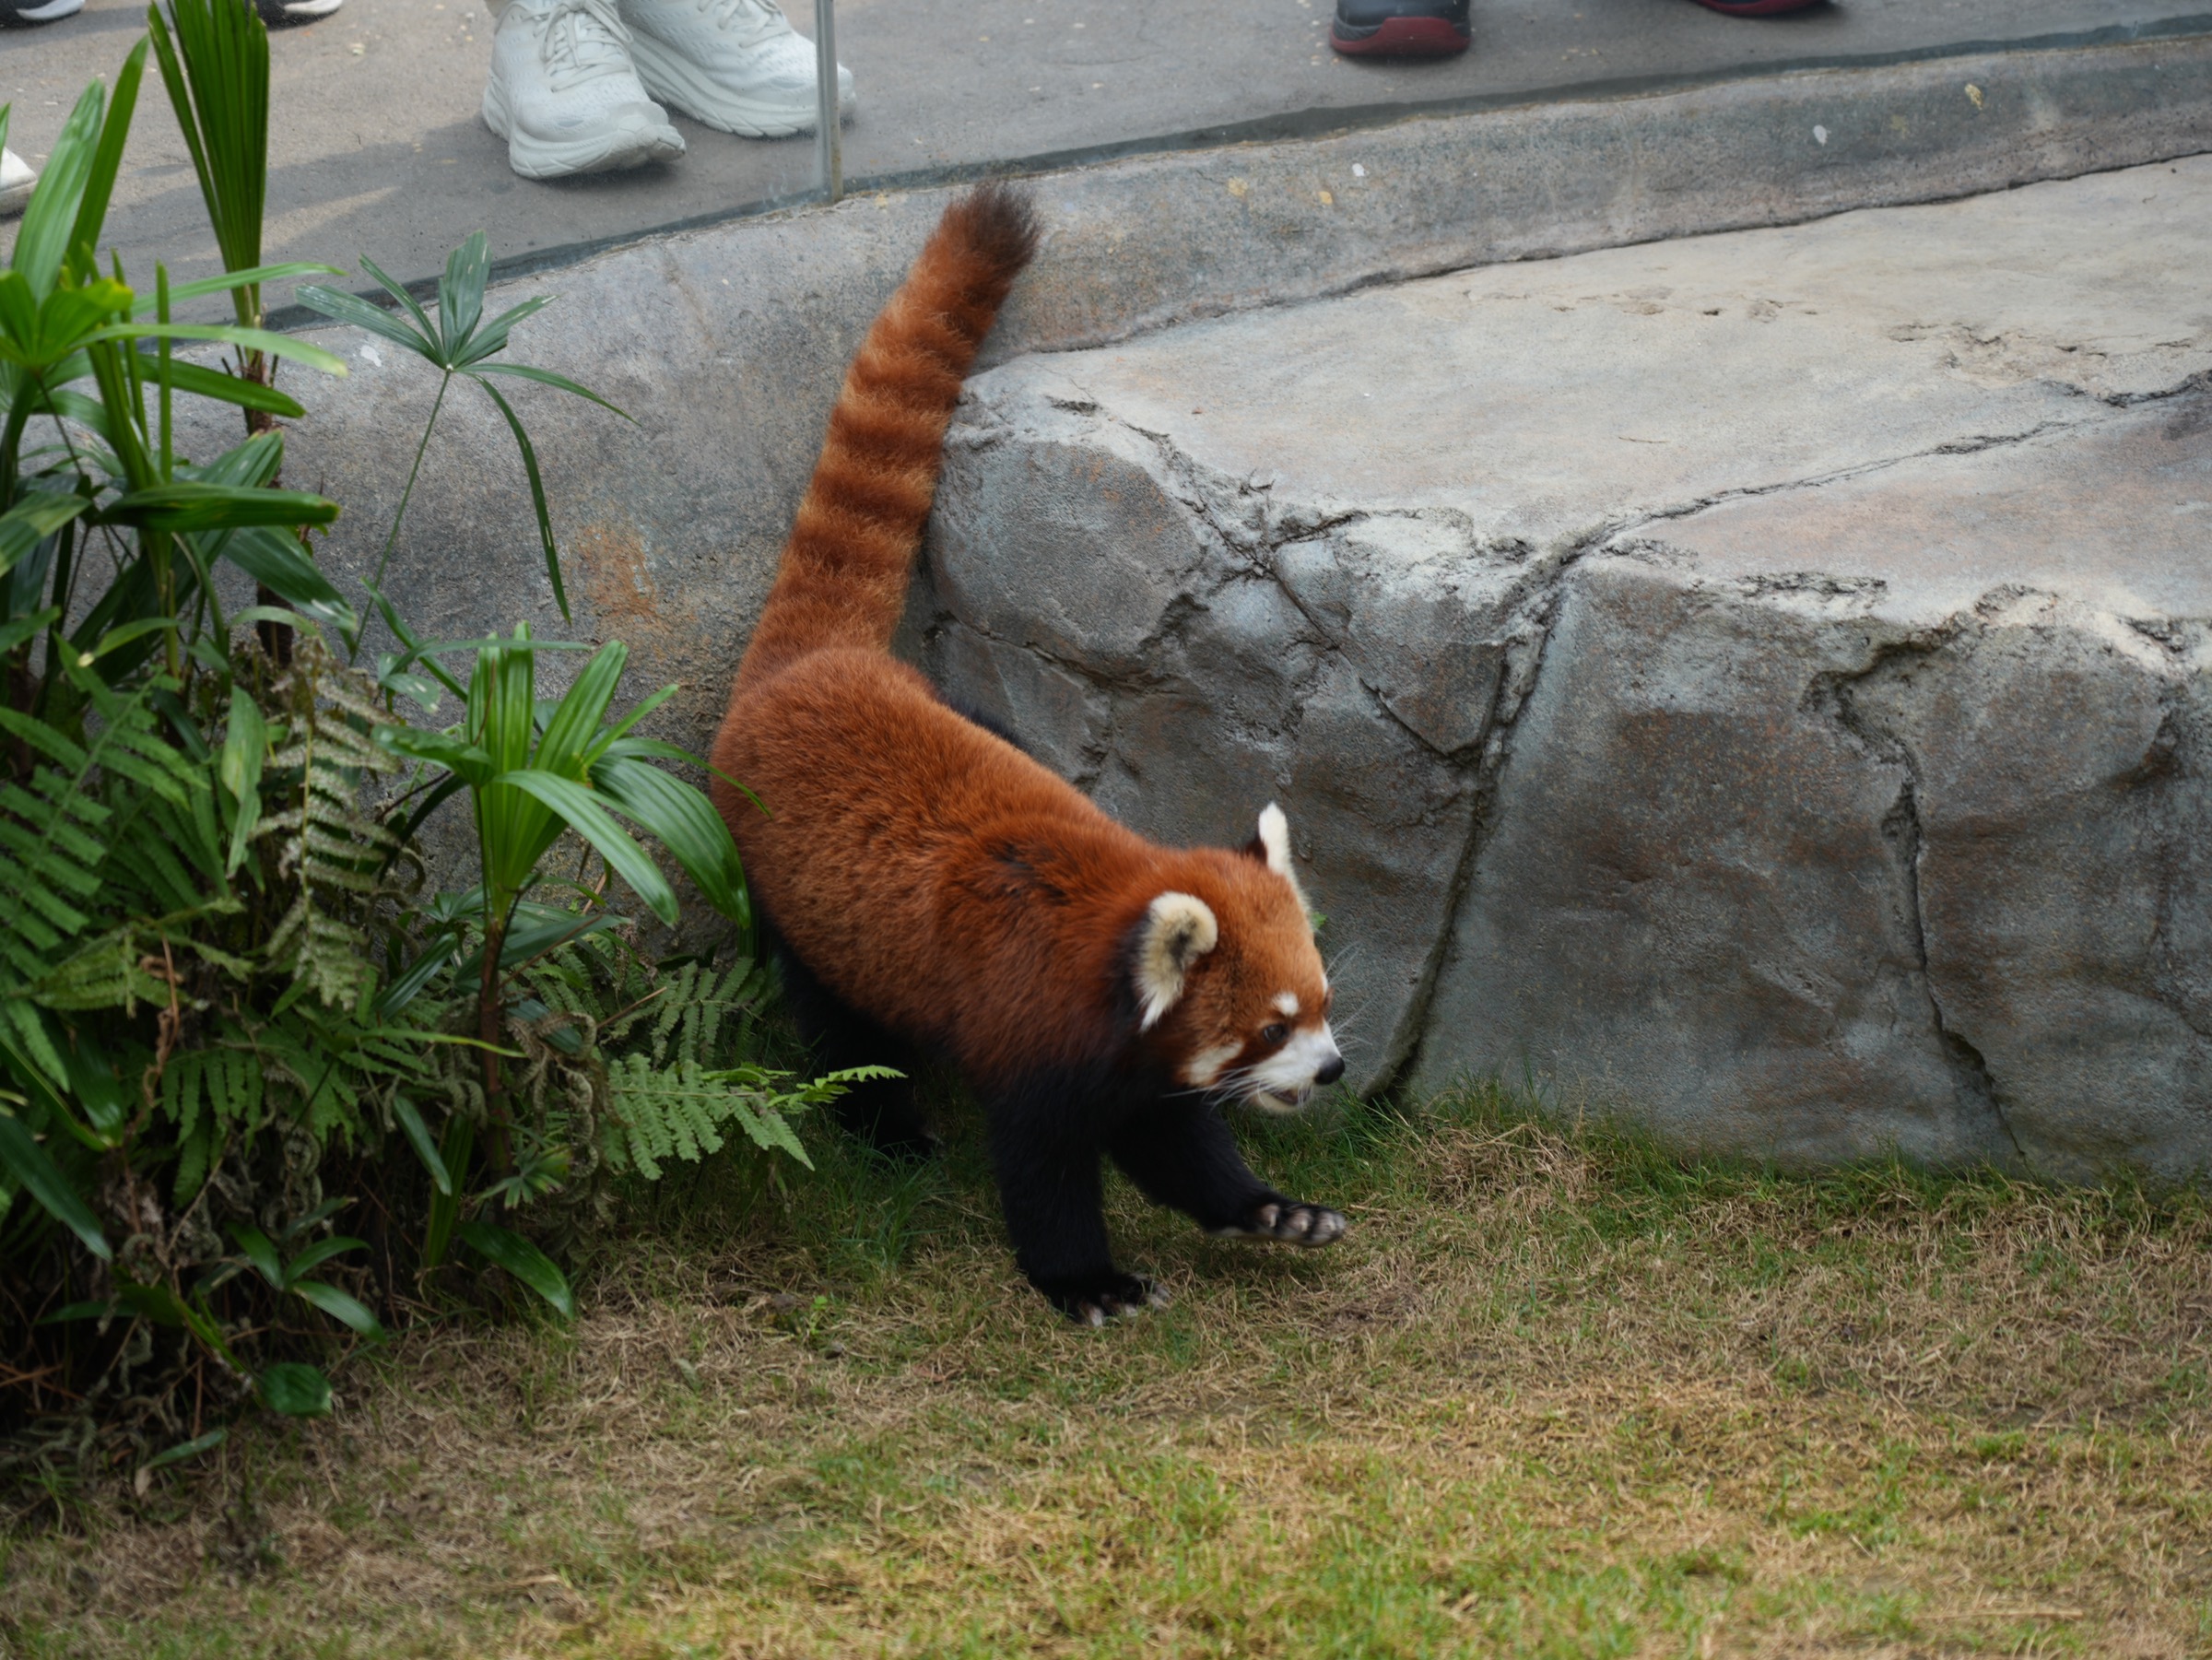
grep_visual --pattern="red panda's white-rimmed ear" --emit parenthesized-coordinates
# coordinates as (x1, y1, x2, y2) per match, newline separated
(1249, 803, 1312, 912)
(1135, 891, 1218, 1030)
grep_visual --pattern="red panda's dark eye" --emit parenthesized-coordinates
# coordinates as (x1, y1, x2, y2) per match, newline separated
(1260, 1022, 1288, 1046)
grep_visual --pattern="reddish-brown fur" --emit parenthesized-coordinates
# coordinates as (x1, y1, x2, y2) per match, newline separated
(718, 647, 1325, 1088)
(729, 186, 1041, 702)
(710, 185, 1345, 1319)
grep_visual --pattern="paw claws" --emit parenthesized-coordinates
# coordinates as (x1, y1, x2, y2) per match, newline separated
(1298, 1206, 1347, 1246)
(1058, 1275, 1164, 1324)
(1224, 1200, 1349, 1246)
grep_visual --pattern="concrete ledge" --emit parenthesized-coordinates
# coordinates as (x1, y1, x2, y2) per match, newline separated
(1003, 32, 2212, 354)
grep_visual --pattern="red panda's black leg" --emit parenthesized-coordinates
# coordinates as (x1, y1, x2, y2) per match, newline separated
(986, 1086, 1164, 1324)
(1107, 1102, 1277, 1230)
(771, 934, 935, 1158)
(1110, 1103, 1349, 1249)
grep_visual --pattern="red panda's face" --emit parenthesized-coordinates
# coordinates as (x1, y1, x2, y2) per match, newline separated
(1132, 806, 1345, 1113)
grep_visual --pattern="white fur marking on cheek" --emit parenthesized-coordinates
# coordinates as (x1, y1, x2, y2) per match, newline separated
(1182, 1042, 1241, 1088)
(1274, 992, 1299, 1018)
(1246, 1024, 1345, 1102)
(1135, 891, 1218, 1031)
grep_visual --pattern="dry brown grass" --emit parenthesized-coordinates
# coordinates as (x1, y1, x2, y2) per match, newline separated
(3, 1092, 2208, 1658)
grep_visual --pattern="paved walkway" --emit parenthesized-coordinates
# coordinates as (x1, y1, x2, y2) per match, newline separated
(3, 0, 2200, 299)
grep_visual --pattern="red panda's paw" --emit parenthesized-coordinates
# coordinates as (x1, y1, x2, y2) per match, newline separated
(1041, 1272, 1171, 1327)
(1216, 1199, 1348, 1248)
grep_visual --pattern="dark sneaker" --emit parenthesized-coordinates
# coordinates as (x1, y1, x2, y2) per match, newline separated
(1330, 0, 1469, 58)
(0, 0, 84, 25)
(1689, 0, 1824, 12)
(255, 0, 343, 24)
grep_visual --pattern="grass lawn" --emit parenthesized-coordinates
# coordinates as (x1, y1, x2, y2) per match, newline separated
(3, 1083, 2208, 1658)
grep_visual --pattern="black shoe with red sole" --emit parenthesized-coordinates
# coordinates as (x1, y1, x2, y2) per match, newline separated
(1330, 0, 1469, 57)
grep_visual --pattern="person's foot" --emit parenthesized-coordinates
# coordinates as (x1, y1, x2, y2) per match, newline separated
(483, 0, 686, 181)
(1688, 0, 1824, 12)
(0, 0, 83, 25)
(255, 0, 343, 25)
(1329, 0, 1469, 57)
(1, 147, 36, 218)
(619, 0, 853, 138)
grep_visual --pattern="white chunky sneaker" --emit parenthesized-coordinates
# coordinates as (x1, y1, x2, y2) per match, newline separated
(483, 0, 686, 182)
(255, 0, 344, 26)
(0, 148, 35, 218)
(0, 0, 85, 25)
(619, 0, 853, 139)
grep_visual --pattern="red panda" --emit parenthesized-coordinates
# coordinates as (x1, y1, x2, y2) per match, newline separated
(710, 184, 1347, 1324)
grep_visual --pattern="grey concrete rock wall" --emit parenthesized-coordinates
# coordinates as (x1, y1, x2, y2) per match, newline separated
(918, 158, 2212, 1177)
(1486, 407, 2212, 1183)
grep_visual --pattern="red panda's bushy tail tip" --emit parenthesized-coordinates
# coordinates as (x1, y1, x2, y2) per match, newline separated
(732, 182, 1040, 698)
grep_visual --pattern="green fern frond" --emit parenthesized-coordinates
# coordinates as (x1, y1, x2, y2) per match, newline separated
(253, 638, 404, 1010)
(601, 1049, 828, 1178)
(603, 1054, 730, 1179)
(643, 961, 698, 1062)
(0, 1001, 67, 1088)
(172, 1115, 221, 1205)
(159, 1041, 267, 1146)
(86, 722, 198, 806)
(636, 955, 770, 1069)
(29, 891, 246, 1016)
(101, 787, 228, 916)
(0, 744, 114, 966)
(105, 830, 205, 915)
(0, 677, 212, 1083)
(723, 1092, 809, 1166)
(261, 889, 375, 1007)
(28, 928, 175, 1013)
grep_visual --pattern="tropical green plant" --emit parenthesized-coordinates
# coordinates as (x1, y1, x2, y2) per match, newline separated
(0, 627, 447, 1442)
(576, 952, 842, 1180)
(148, 0, 300, 661)
(0, 65, 349, 646)
(362, 624, 770, 1301)
(384, 925, 883, 1302)
(150, 0, 276, 337)
(297, 239, 625, 635)
(0, 33, 359, 1355)
(0, 0, 850, 1485)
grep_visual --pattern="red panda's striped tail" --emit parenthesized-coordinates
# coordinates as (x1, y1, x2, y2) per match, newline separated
(732, 182, 1039, 699)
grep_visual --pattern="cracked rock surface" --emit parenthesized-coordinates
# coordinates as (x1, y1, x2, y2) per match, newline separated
(915, 157, 2212, 1175)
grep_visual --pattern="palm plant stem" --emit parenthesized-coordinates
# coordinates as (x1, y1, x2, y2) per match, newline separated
(0, 398, 30, 509)
(173, 536, 226, 696)
(157, 265, 175, 474)
(476, 898, 512, 1182)
(358, 371, 451, 657)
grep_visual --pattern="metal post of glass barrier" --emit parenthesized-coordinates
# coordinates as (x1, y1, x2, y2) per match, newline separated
(814, 0, 842, 204)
